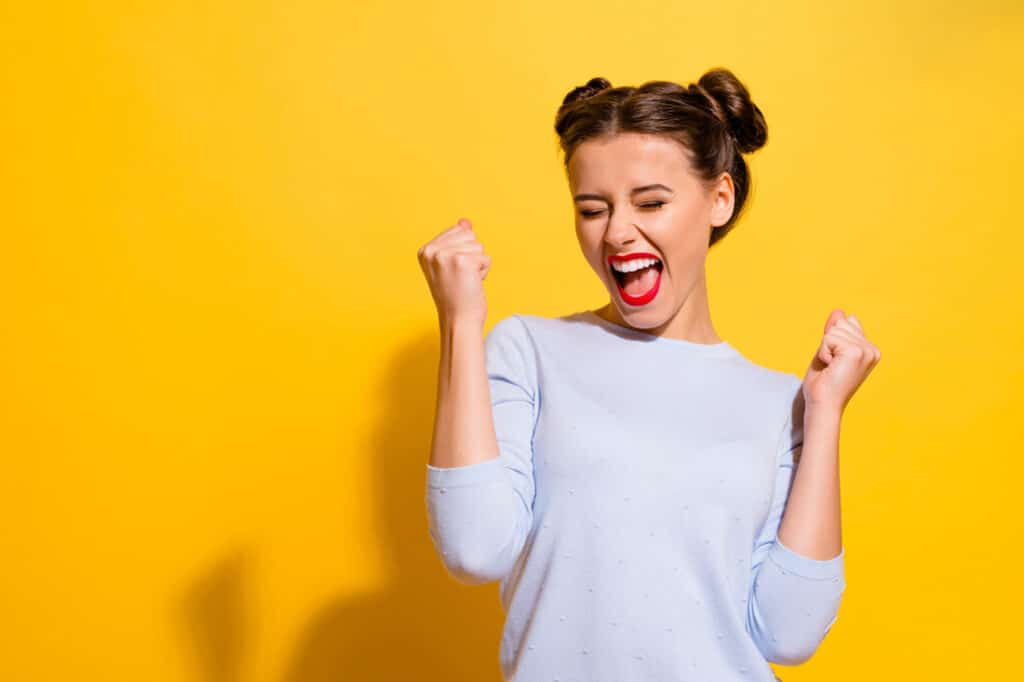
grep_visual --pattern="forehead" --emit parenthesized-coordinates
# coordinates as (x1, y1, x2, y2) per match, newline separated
(568, 132, 695, 192)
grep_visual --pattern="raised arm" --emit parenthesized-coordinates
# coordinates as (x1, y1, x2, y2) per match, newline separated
(744, 378, 846, 665)
(424, 315, 538, 584)
(417, 218, 537, 585)
(746, 308, 880, 664)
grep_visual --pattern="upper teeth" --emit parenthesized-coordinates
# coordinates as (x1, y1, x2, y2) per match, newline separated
(611, 257, 660, 273)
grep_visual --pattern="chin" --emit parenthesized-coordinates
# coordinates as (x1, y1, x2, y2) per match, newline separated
(608, 289, 675, 330)
(619, 307, 670, 330)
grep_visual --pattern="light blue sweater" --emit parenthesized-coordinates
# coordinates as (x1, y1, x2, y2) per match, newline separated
(425, 311, 845, 681)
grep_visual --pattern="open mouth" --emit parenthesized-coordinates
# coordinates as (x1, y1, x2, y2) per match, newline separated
(611, 259, 663, 287)
(609, 256, 664, 306)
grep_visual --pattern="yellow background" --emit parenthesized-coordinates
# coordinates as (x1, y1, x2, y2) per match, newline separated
(2, 1, 1021, 680)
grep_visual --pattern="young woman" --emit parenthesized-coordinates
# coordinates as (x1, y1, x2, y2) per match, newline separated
(417, 67, 880, 681)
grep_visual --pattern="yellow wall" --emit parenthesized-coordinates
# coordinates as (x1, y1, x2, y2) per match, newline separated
(2, 1, 1020, 679)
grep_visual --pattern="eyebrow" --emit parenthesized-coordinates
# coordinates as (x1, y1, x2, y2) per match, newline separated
(573, 184, 675, 203)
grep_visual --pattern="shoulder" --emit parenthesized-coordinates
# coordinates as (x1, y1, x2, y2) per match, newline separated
(722, 355, 804, 435)
(486, 313, 543, 350)
(493, 312, 569, 333)
(487, 312, 583, 352)
(484, 315, 541, 381)
(485, 312, 598, 377)
(486, 313, 530, 340)
(726, 353, 802, 400)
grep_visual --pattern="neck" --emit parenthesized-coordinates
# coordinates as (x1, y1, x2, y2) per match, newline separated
(598, 276, 722, 344)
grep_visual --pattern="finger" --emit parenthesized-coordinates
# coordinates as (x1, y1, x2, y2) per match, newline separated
(824, 325, 860, 343)
(428, 239, 483, 269)
(817, 338, 834, 365)
(427, 218, 474, 245)
(445, 242, 485, 256)
(824, 329, 877, 362)
(420, 232, 460, 261)
(825, 309, 845, 333)
(444, 231, 484, 248)
(441, 219, 471, 238)
(834, 316, 866, 340)
(431, 226, 478, 251)
(824, 326, 869, 350)
(450, 250, 488, 270)
(427, 244, 484, 277)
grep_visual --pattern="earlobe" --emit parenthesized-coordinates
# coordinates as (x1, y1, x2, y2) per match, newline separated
(721, 203, 736, 227)
(710, 200, 733, 228)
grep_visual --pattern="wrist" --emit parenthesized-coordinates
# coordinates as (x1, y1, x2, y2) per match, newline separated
(439, 313, 485, 336)
(804, 400, 843, 425)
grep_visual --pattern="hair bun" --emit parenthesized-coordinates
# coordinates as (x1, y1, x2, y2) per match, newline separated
(560, 77, 612, 109)
(695, 68, 767, 154)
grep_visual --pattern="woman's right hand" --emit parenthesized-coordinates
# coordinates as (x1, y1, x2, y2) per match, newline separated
(417, 217, 491, 327)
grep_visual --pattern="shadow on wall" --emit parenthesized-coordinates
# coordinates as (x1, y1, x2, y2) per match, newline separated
(179, 547, 249, 682)
(178, 330, 507, 682)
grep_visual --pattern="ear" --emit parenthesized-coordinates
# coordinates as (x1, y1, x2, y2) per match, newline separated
(709, 172, 735, 228)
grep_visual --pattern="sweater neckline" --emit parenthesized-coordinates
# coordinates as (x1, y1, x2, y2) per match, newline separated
(579, 310, 740, 358)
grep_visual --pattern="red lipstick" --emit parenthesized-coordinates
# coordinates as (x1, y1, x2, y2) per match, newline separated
(607, 252, 663, 307)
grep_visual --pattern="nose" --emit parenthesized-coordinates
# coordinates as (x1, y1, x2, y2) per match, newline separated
(604, 213, 642, 249)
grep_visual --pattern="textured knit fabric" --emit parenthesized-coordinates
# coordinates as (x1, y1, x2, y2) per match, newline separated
(425, 311, 846, 681)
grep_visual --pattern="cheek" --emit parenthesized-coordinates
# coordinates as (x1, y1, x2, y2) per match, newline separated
(575, 223, 606, 272)
(670, 199, 711, 234)
(673, 228, 710, 265)
(660, 207, 711, 275)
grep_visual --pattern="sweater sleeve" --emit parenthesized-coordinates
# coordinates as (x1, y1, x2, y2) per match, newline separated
(424, 314, 539, 586)
(744, 377, 846, 665)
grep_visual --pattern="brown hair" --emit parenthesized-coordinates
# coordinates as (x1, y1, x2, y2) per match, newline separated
(554, 67, 767, 247)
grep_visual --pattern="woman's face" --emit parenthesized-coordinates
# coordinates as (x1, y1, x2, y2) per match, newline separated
(567, 132, 734, 334)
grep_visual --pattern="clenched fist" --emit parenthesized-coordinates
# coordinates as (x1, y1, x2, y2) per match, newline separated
(417, 217, 492, 327)
(802, 309, 882, 414)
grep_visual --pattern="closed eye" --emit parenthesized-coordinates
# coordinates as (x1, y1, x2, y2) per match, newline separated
(580, 201, 666, 219)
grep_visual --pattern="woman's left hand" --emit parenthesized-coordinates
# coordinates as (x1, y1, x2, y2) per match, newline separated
(802, 309, 882, 414)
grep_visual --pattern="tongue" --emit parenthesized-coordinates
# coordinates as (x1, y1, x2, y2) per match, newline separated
(622, 265, 659, 296)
